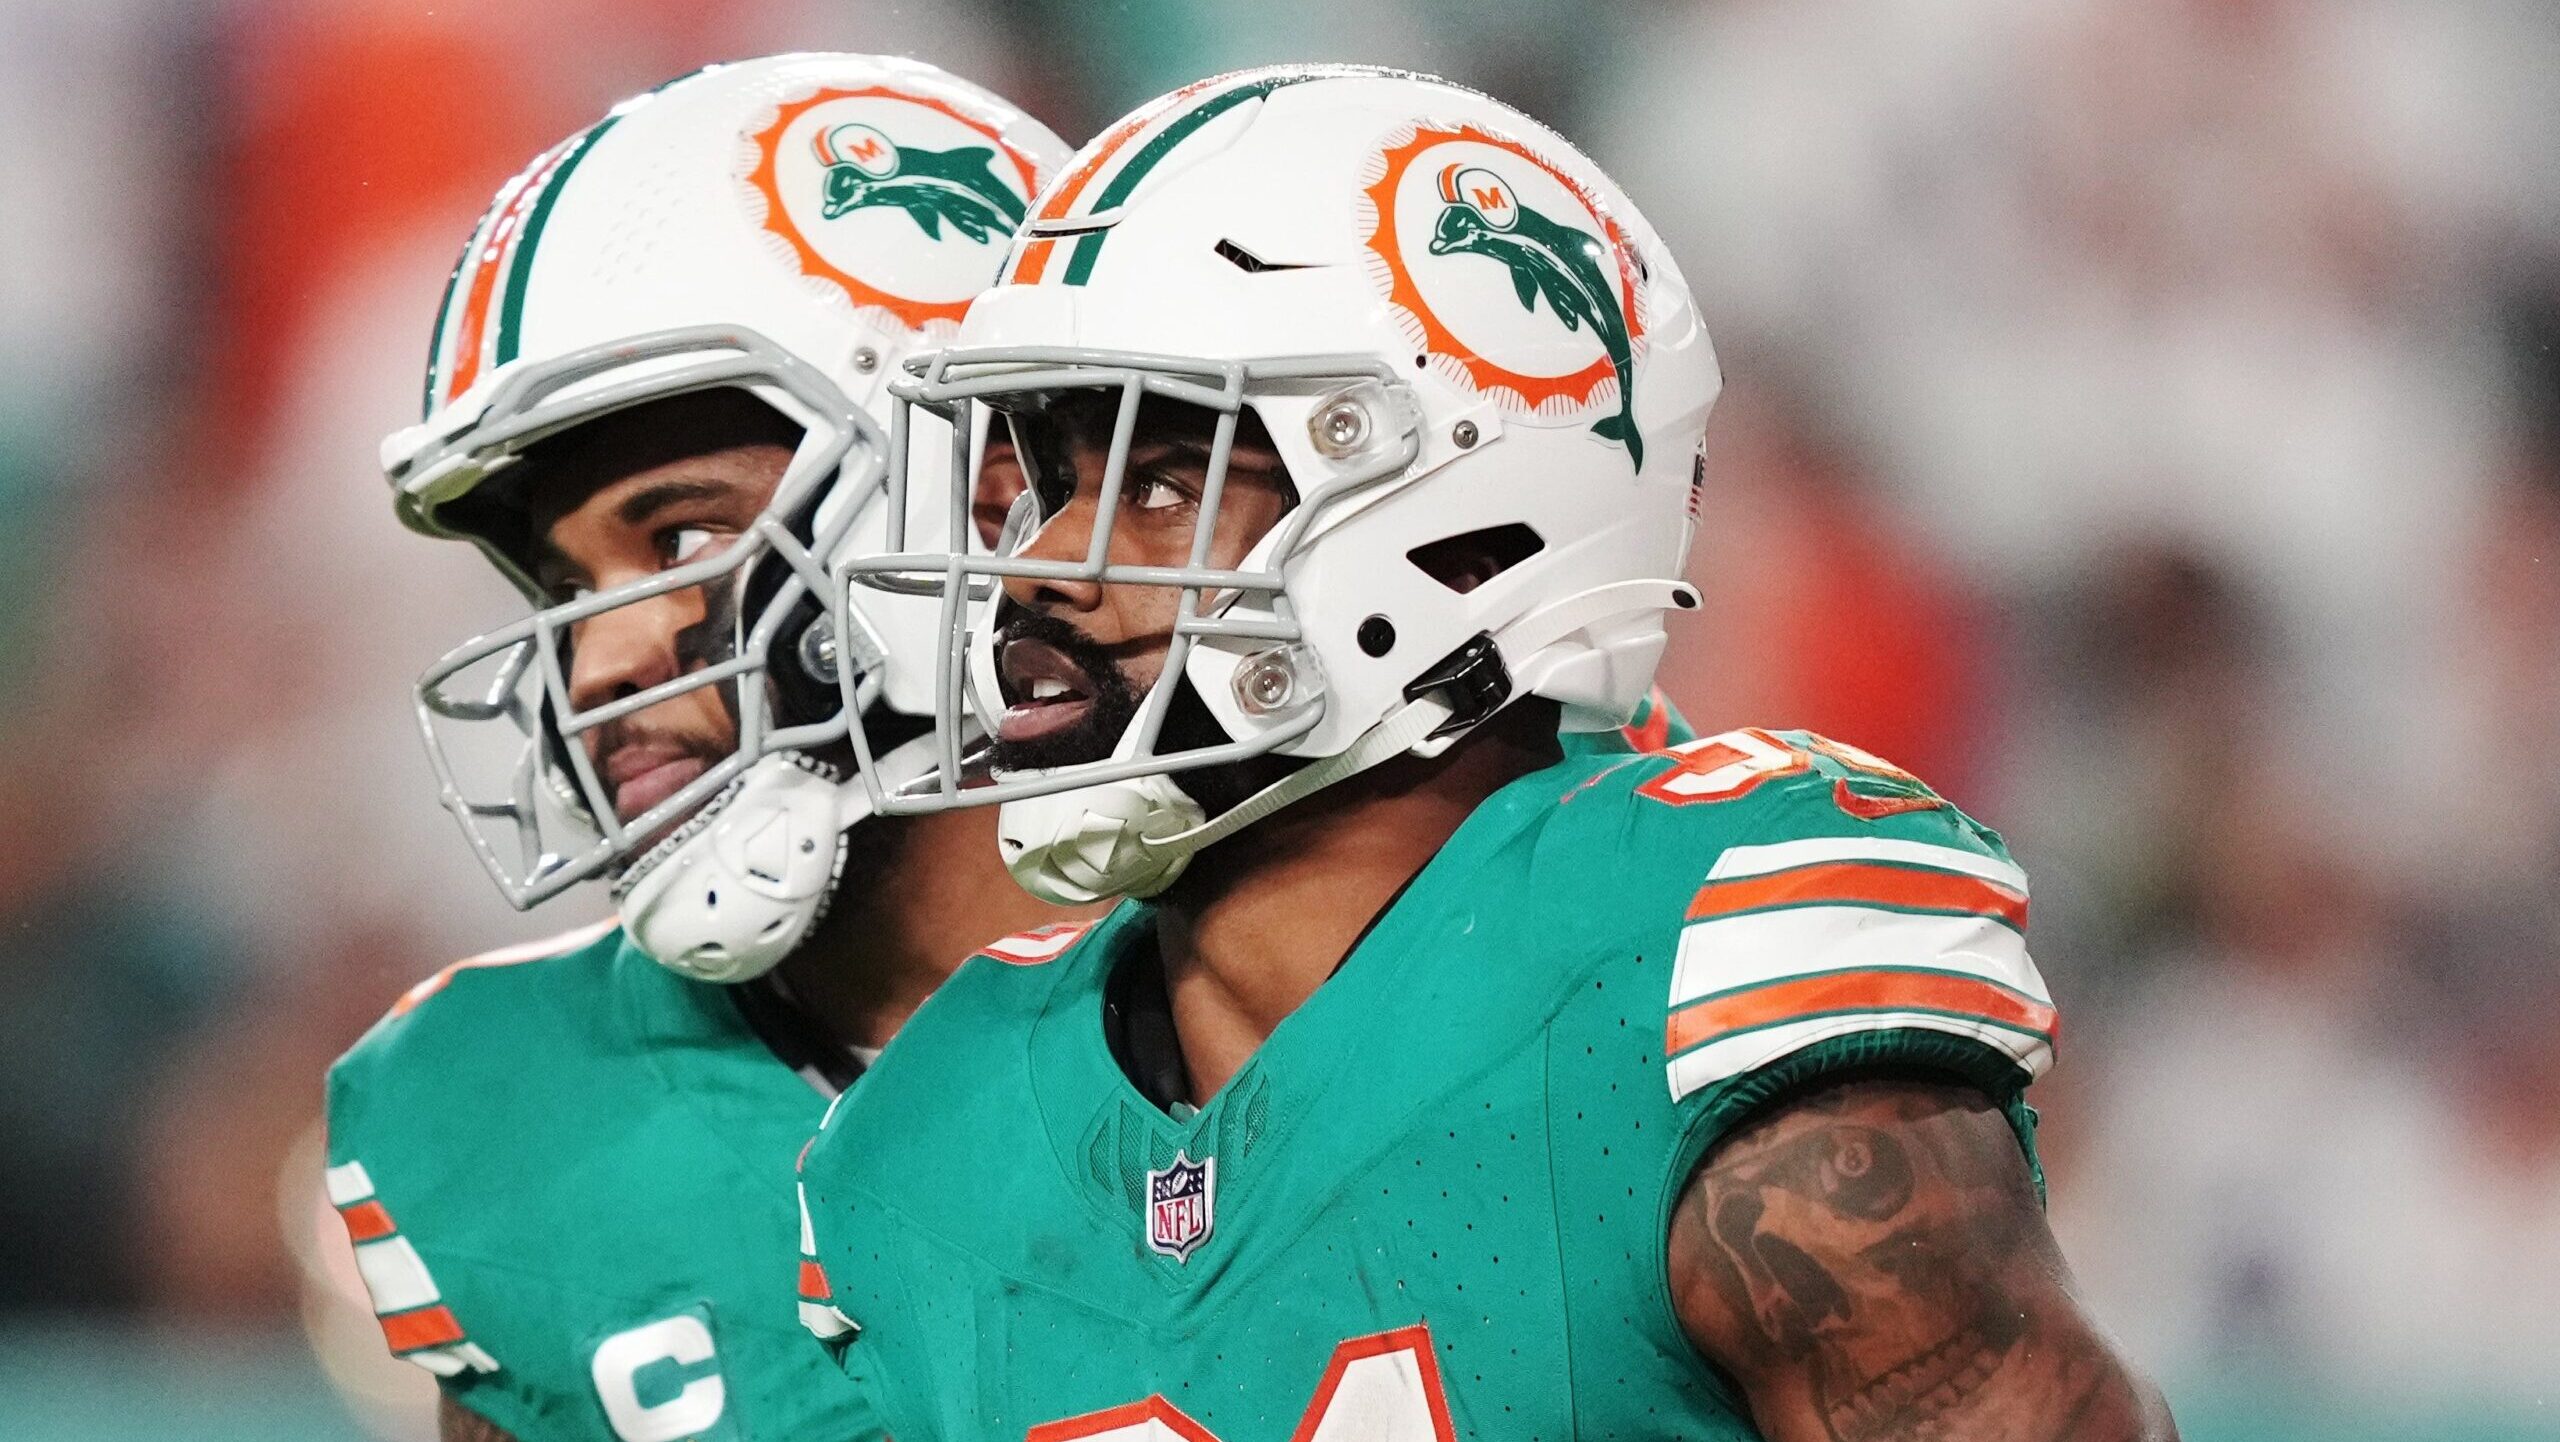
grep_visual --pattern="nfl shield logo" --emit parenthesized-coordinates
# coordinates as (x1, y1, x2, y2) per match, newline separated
(1145, 1151, 1216, 1263)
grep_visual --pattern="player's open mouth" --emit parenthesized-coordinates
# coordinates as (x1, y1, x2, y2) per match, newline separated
(998, 637, 1097, 745)
(606, 744, 710, 822)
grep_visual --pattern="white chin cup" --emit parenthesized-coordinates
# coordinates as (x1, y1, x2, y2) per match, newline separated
(995, 774, 1207, 906)
(620, 760, 848, 983)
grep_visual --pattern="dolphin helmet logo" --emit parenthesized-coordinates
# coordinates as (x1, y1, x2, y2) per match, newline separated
(744, 84, 1048, 333)
(810, 121, 1026, 243)
(1363, 122, 1650, 469)
(1425, 160, 1642, 468)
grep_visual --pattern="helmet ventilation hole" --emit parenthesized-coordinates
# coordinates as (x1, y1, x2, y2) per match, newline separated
(1407, 523, 1544, 596)
(1358, 615, 1396, 657)
(1213, 238, 1312, 273)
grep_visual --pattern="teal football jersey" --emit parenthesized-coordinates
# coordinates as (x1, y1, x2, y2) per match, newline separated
(796, 727, 2052, 1441)
(328, 922, 878, 1441)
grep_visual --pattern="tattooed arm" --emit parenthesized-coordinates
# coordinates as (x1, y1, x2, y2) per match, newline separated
(438, 1394, 522, 1442)
(1668, 1078, 2176, 1442)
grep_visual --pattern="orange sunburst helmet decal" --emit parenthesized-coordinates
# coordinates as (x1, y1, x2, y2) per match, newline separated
(1361, 120, 1646, 413)
(744, 85, 1045, 331)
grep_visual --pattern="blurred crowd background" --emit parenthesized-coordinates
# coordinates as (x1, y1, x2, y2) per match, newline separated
(3, 0, 2556, 1438)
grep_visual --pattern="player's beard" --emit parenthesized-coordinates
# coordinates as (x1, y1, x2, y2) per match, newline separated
(988, 607, 1293, 819)
(988, 607, 1152, 773)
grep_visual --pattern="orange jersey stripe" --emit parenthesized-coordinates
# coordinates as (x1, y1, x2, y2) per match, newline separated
(1665, 968, 2057, 1057)
(1687, 860, 2026, 929)
(798, 1259, 831, 1301)
(1620, 687, 1675, 753)
(337, 1199, 396, 1244)
(379, 1303, 467, 1354)
(1830, 779, 1951, 821)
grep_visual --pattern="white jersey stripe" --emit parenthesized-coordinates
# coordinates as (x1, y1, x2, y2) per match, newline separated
(1669, 1009, 2054, 1103)
(408, 1348, 469, 1378)
(981, 925, 1088, 964)
(815, 1089, 849, 1136)
(406, 1342, 501, 1378)
(1671, 907, 2047, 1013)
(352, 1236, 443, 1315)
(1707, 837, 2028, 892)
(800, 1300, 857, 1340)
(323, 1160, 375, 1206)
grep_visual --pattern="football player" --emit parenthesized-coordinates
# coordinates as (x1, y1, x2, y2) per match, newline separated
(323, 55, 1084, 1442)
(797, 65, 2177, 1441)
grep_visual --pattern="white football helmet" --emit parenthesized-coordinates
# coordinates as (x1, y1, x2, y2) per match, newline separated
(839, 65, 1719, 903)
(384, 53, 1068, 979)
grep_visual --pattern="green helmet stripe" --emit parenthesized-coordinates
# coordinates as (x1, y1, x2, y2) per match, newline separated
(491, 113, 620, 373)
(1060, 75, 1311, 287)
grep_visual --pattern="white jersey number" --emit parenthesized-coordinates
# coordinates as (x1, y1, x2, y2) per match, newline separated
(1636, 726, 1944, 820)
(1026, 1325, 1454, 1442)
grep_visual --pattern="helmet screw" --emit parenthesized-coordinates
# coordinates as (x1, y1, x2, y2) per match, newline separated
(1234, 650, 1298, 715)
(1247, 663, 1292, 708)
(852, 346, 880, 375)
(1357, 615, 1396, 657)
(1310, 396, 1374, 459)
(798, 619, 841, 683)
(1451, 419, 1480, 450)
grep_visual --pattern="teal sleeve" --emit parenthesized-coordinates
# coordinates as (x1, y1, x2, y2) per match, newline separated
(796, 1109, 940, 1442)
(325, 1044, 585, 1442)
(1641, 739, 2051, 1173)
(1543, 731, 2057, 1380)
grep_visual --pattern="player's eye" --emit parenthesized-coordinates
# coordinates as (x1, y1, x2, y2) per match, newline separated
(1127, 455, 1207, 514)
(662, 527, 725, 567)
(1131, 472, 1187, 512)
(537, 570, 593, 607)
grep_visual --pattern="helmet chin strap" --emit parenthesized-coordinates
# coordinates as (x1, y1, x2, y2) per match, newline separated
(994, 694, 1455, 906)
(619, 731, 942, 983)
(997, 577, 1696, 906)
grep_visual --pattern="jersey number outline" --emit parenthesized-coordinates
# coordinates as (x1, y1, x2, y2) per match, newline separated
(1024, 1324, 1456, 1442)
(1635, 726, 1947, 820)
